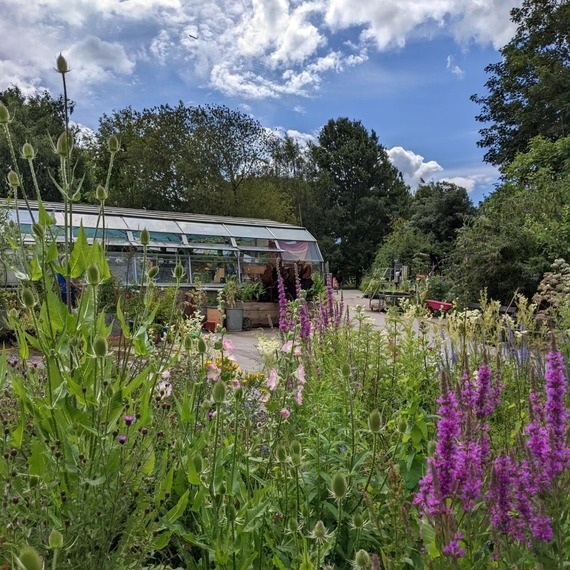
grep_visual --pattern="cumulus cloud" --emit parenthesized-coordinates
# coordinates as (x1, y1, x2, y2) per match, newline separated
(0, 0, 521, 102)
(387, 147, 444, 189)
(387, 146, 498, 194)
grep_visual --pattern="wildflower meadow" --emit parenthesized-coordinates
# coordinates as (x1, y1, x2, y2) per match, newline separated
(1, 57, 570, 569)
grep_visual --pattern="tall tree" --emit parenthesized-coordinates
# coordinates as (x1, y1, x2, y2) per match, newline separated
(92, 103, 228, 212)
(189, 104, 275, 207)
(472, 0, 570, 167)
(452, 135, 570, 303)
(311, 118, 410, 284)
(411, 181, 476, 262)
(0, 86, 92, 202)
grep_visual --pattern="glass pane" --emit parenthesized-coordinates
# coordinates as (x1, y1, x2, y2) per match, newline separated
(225, 225, 274, 239)
(73, 227, 128, 240)
(176, 221, 231, 236)
(107, 252, 139, 285)
(268, 228, 315, 241)
(278, 240, 323, 262)
(186, 234, 232, 245)
(190, 252, 237, 285)
(140, 253, 188, 284)
(132, 231, 182, 244)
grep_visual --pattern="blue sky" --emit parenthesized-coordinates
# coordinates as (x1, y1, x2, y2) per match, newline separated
(0, 0, 522, 204)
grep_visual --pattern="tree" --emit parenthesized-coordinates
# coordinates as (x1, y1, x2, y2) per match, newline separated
(92, 103, 229, 212)
(0, 86, 92, 202)
(411, 181, 476, 262)
(452, 136, 570, 303)
(310, 118, 410, 284)
(189, 105, 275, 206)
(472, 0, 570, 167)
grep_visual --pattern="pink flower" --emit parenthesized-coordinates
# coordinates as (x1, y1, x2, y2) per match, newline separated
(296, 385, 304, 406)
(223, 338, 234, 353)
(295, 364, 306, 385)
(267, 368, 278, 391)
(294, 344, 302, 356)
(207, 363, 221, 381)
(281, 340, 294, 353)
(232, 379, 241, 388)
(280, 408, 291, 419)
(157, 380, 172, 399)
(161, 369, 171, 380)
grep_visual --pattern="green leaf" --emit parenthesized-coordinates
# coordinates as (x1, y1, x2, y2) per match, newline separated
(28, 439, 46, 476)
(152, 531, 172, 551)
(141, 448, 156, 476)
(69, 223, 89, 278)
(165, 490, 189, 524)
(11, 407, 26, 448)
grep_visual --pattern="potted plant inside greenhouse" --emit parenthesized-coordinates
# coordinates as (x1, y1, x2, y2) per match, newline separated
(222, 276, 244, 332)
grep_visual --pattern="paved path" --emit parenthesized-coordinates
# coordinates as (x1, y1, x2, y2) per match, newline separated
(223, 289, 420, 371)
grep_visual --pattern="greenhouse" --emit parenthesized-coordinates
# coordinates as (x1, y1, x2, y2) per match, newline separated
(1, 200, 324, 290)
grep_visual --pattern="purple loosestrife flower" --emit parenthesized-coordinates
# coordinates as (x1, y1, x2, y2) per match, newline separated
(475, 365, 498, 417)
(488, 454, 515, 535)
(326, 275, 335, 320)
(416, 389, 462, 515)
(443, 532, 465, 558)
(434, 390, 462, 497)
(544, 351, 569, 476)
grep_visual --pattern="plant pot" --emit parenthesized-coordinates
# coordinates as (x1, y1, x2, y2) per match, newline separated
(225, 306, 244, 332)
(206, 307, 223, 328)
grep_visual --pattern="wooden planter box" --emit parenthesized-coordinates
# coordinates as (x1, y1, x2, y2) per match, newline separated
(243, 302, 280, 328)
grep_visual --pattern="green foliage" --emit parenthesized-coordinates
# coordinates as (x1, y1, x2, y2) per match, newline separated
(0, 86, 93, 202)
(472, 0, 570, 166)
(310, 118, 410, 285)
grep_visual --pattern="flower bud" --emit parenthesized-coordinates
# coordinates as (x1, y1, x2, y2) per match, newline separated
(313, 520, 327, 539)
(352, 512, 364, 530)
(290, 440, 301, 456)
(353, 549, 371, 569)
(173, 263, 185, 280)
(212, 379, 226, 404)
(147, 265, 159, 279)
(107, 135, 120, 154)
(197, 338, 207, 354)
(7, 170, 20, 188)
(291, 453, 301, 467)
(183, 335, 193, 351)
(140, 228, 150, 246)
(16, 547, 44, 570)
(218, 483, 227, 495)
(368, 409, 382, 434)
(398, 418, 407, 433)
(193, 453, 203, 474)
(56, 130, 73, 157)
(276, 445, 287, 463)
(95, 185, 108, 202)
(0, 101, 10, 124)
(32, 223, 45, 239)
(56, 53, 69, 74)
(8, 308, 18, 319)
(341, 362, 351, 378)
(49, 529, 64, 549)
(287, 518, 299, 533)
(21, 288, 36, 308)
(331, 472, 347, 500)
(22, 142, 35, 160)
(93, 336, 108, 358)
(86, 264, 100, 285)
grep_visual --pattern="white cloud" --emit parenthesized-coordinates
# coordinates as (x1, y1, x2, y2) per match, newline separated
(388, 146, 499, 194)
(446, 55, 464, 79)
(0, 0, 522, 102)
(387, 146, 443, 189)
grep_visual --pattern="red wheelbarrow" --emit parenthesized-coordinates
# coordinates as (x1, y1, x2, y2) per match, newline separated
(426, 299, 453, 313)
